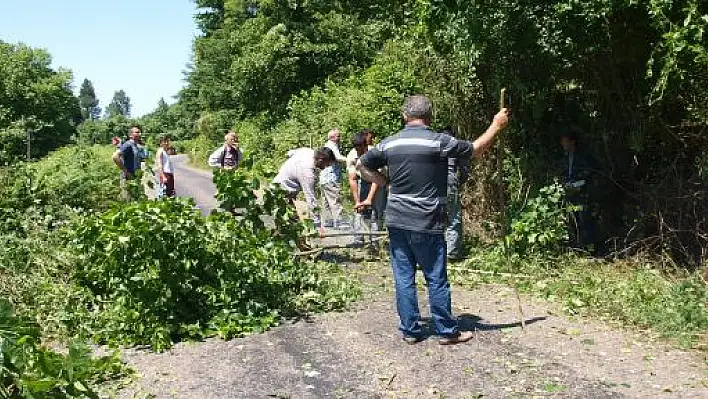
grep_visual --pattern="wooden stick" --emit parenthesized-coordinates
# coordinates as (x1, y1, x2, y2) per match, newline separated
(308, 231, 389, 238)
(515, 287, 526, 331)
(447, 267, 532, 279)
(294, 236, 388, 256)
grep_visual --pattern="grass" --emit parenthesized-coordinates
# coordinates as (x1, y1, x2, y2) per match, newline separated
(450, 246, 708, 350)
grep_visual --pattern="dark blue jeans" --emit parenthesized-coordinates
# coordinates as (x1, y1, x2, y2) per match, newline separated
(388, 227, 458, 338)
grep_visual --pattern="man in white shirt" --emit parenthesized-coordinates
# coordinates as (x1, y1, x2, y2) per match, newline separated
(208, 131, 243, 169)
(273, 147, 335, 230)
(319, 128, 348, 228)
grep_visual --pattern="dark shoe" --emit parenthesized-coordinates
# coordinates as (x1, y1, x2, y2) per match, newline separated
(402, 335, 423, 345)
(438, 331, 474, 345)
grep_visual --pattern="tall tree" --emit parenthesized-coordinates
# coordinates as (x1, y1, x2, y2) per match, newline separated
(78, 78, 101, 121)
(105, 90, 131, 118)
(0, 40, 80, 163)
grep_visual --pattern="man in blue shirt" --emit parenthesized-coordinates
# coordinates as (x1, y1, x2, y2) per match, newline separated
(112, 126, 145, 200)
(357, 95, 508, 345)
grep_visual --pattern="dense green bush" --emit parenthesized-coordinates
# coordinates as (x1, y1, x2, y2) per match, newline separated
(504, 182, 569, 255)
(0, 145, 122, 339)
(28, 146, 120, 212)
(0, 40, 80, 163)
(180, 135, 215, 169)
(0, 298, 127, 398)
(70, 186, 358, 351)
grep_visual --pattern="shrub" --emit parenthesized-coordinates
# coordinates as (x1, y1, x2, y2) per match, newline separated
(181, 135, 216, 170)
(71, 192, 358, 351)
(0, 298, 127, 398)
(28, 145, 120, 212)
(504, 181, 569, 255)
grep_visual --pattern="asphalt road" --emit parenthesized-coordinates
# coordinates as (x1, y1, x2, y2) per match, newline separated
(169, 154, 218, 216)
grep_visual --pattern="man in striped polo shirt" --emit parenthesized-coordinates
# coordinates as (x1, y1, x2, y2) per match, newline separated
(357, 95, 508, 345)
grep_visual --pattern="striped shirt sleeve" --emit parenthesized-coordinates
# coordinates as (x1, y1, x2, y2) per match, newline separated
(440, 134, 474, 159)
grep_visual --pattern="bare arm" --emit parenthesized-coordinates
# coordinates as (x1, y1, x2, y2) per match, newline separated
(472, 108, 509, 157)
(356, 159, 387, 187)
(348, 171, 360, 204)
(299, 169, 320, 226)
(156, 148, 165, 175)
(112, 150, 127, 175)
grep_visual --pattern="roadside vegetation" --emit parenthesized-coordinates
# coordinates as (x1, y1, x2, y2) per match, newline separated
(1, 0, 707, 396)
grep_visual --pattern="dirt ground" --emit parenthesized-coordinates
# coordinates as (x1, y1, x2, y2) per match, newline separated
(116, 160, 708, 398)
(116, 251, 707, 399)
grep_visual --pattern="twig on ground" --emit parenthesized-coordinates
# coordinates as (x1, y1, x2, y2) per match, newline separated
(447, 267, 532, 279)
(294, 236, 388, 257)
(308, 231, 389, 238)
(514, 287, 526, 331)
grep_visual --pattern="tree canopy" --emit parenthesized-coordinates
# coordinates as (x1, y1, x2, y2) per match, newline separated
(0, 40, 80, 164)
(78, 78, 101, 121)
(105, 89, 132, 118)
(156, 0, 707, 264)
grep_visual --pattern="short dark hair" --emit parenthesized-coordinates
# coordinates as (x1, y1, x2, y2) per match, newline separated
(158, 135, 171, 143)
(351, 132, 367, 148)
(560, 126, 582, 142)
(315, 147, 335, 162)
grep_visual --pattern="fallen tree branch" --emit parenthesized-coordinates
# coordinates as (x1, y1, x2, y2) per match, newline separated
(294, 236, 388, 257)
(308, 231, 389, 238)
(447, 267, 532, 279)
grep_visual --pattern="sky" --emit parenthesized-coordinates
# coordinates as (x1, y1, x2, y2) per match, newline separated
(0, 0, 199, 117)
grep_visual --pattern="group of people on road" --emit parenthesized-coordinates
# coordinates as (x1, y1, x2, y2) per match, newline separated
(112, 127, 176, 200)
(109, 93, 610, 347)
(272, 127, 391, 246)
(269, 94, 510, 345)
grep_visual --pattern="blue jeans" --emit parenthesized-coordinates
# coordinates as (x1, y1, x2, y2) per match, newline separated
(388, 227, 458, 337)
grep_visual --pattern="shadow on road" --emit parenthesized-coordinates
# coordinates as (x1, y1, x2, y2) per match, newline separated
(407, 314, 548, 343)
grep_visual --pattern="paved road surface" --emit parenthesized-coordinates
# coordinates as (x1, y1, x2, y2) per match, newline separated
(169, 154, 218, 216)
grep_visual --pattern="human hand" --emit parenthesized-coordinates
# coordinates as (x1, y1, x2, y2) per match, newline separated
(493, 108, 510, 130)
(355, 199, 372, 212)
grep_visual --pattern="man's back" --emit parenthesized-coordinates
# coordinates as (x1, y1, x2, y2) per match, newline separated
(361, 125, 473, 233)
(273, 148, 315, 192)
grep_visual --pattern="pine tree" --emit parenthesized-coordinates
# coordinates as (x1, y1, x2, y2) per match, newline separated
(78, 78, 101, 121)
(105, 90, 131, 118)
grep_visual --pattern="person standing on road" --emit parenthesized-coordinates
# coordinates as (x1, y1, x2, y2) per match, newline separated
(112, 126, 145, 200)
(208, 131, 243, 169)
(319, 128, 348, 228)
(155, 135, 175, 198)
(444, 127, 470, 260)
(346, 131, 386, 245)
(357, 95, 509, 345)
(273, 147, 336, 235)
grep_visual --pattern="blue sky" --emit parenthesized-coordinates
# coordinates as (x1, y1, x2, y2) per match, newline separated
(0, 0, 198, 117)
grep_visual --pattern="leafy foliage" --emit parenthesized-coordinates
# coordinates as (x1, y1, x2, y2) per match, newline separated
(505, 182, 569, 255)
(452, 250, 708, 348)
(78, 79, 101, 122)
(0, 298, 127, 398)
(104, 90, 131, 119)
(0, 145, 121, 340)
(70, 186, 358, 351)
(183, 0, 386, 121)
(0, 40, 80, 163)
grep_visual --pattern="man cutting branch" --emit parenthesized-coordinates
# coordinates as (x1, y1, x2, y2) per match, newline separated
(357, 95, 508, 345)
